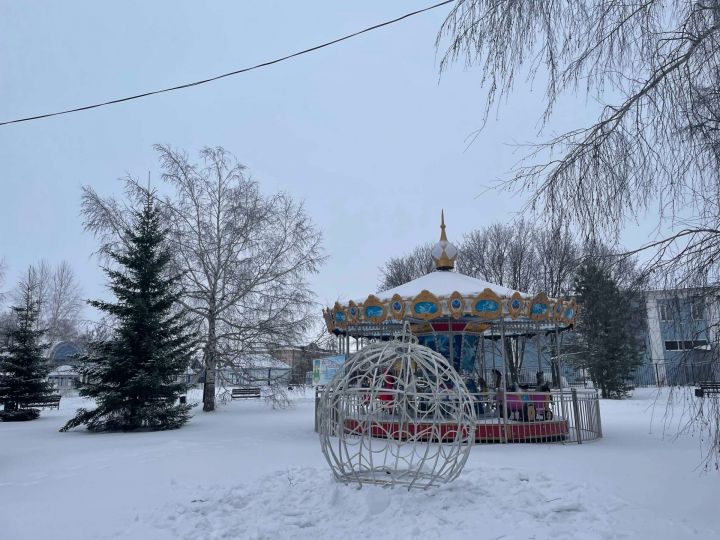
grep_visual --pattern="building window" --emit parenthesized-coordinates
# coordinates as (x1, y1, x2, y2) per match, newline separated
(691, 300, 705, 320)
(664, 340, 708, 351)
(659, 303, 673, 321)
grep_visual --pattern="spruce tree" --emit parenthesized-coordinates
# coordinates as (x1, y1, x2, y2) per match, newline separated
(573, 262, 643, 399)
(61, 191, 196, 432)
(0, 279, 54, 421)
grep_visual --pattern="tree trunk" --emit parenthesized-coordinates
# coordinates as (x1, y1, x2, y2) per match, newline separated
(203, 313, 217, 412)
(549, 333, 561, 388)
(503, 337, 525, 385)
(503, 339, 516, 385)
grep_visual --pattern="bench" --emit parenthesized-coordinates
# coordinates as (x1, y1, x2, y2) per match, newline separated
(231, 387, 261, 399)
(19, 395, 61, 410)
(695, 381, 720, 398)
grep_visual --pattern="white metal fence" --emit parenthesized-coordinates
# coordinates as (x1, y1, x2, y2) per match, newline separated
(315, 386, 602, 445)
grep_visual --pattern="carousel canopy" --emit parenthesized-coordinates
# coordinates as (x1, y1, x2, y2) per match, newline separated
(323, 212, 576, 337)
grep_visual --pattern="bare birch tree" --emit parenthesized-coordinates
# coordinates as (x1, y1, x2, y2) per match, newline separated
(378, 242, 435, 291)
(460, 225, 512, 286)
(12, 261, 51, 321)
(460, 220, 537, 383)
(46, 261, 83, 343)
(438, 0, 720, 286)
(12, 261, 83, 342)
(535, 226, 579, 298)
(82, 145, 324, 412)
(438, 1, 720, 466)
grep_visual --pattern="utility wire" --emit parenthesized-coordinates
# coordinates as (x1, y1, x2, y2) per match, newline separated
(1, 0, 455, 127)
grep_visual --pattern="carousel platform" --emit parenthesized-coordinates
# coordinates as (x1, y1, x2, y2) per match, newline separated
(343, 416, 569, 443)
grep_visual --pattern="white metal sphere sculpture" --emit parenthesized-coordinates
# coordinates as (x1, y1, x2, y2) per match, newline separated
(318, 330, 476, 489)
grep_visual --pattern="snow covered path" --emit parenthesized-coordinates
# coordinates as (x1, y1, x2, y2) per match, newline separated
(1, 389, 718, 539)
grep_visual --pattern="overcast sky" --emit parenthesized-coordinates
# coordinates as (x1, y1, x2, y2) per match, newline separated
(0, 1, 653, 325)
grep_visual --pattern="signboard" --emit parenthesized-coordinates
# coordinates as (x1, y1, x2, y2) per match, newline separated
(312, 355, 345, 386)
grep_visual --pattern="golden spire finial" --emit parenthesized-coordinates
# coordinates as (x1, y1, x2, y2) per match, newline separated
(440, 209, 448, 242)
(431, 210, 458, 271)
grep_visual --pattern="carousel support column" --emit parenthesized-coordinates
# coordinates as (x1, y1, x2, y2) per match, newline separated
(556, 325, 568, 422)
(491, 327, 496, 374)
(500, 317, 509, 443)
(480, 331, 486, 380)
(473, 336, 482, 381)
(449, 320, 454, 372)
(490, 325, 499, 438)
(536, 323, 542, 383)
(550, 330, 560, 389)
(555, 326, 563, 386)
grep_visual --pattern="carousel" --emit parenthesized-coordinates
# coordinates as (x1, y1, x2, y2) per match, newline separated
(319, 214, 599, 448)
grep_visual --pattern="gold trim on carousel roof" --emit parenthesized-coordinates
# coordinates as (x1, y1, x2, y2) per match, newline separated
(508, 291, 526, 320)
(410, 289, 442, 320)
(471, 288, 502, 319)
(552, 299, 566, 323)
(389, 293, 405, 320)
(332, 301, 348, 329)
(362, 294, 387, 323)
(562, 298, 577, 324)
(322, 308, 334, 332)
(529, 293, 551, 322)
(324, 287, 575, 334)
(347, 300, 359, 323)
(448, 291, 465, 319)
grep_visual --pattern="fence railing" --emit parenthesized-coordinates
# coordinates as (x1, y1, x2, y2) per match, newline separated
(315, 386, 602, 444)
(626, 360, 719, 387)
(502, 359, 720, 390)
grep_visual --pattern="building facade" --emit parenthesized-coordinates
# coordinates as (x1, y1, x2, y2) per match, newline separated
(272, 343, 337, 385)
(642, 288, 719, 385)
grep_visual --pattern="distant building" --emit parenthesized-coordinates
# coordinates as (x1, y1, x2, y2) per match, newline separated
(46, 341, 84, 394)
(642, 288, 719, 385)
(272, 343, 337, 385)
(222, 353, 291, 387)
(47, 341, 83, 366)
(48, 364, 79, 395)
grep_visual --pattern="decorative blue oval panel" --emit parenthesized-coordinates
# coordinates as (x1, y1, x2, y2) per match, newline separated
(511, 299, 521, 309)
(475, 299, 499, 313)
(531, 303, 548, 315)
(451, 299, 462, 310)
(392, 301, 402, 311)
(564, 308, 574, 319)
(335, 311, 346, 322)
(414, 301, 438, 315)
(365, 306, 383, 319)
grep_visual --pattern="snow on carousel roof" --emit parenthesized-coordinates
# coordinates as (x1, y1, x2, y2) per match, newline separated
(372, 270, 529, 302)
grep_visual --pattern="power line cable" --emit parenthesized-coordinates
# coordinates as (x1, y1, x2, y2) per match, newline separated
(0, 0, 455, 127)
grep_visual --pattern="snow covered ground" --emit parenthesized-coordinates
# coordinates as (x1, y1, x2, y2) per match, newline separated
(1, 388, 718, 540)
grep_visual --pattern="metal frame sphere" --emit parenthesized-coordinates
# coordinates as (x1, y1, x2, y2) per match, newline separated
(318, 332, 476, 489)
